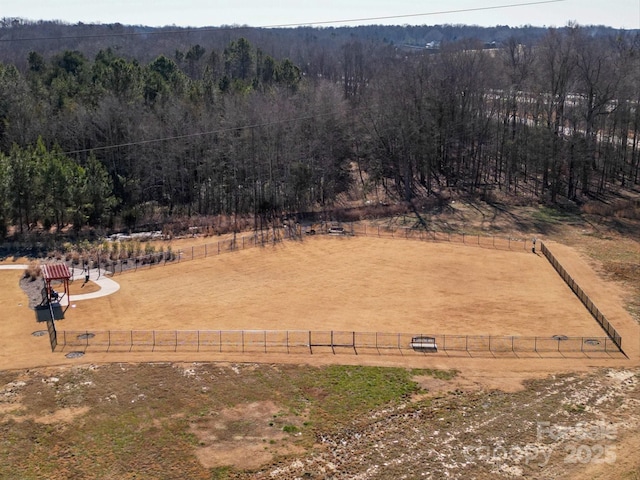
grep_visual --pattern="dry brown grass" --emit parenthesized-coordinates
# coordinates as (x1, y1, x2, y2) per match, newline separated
(68, 280, 101, 295)
(1, 204, 639, 479)
(60, 236, 604, 339)
(582, 198, 640, 220)
(23, 262, 40, 282)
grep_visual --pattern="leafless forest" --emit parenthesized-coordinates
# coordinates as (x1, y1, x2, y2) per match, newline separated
(0, 20, 638, 238)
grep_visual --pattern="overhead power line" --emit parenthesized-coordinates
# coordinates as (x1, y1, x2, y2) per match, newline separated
(266, 0, 567, 28)
(1, 0, 566, 42)
(8, 0, 566, 157)
(63, 109, 349, 156)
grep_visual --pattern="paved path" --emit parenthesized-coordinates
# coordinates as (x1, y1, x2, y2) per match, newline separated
(0, 264, 120, 303)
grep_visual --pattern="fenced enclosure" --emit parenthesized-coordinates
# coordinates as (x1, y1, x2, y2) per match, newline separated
(56, 329, 619, 356)
(42, 227, 624, 360)
(539, 241, 623, 352)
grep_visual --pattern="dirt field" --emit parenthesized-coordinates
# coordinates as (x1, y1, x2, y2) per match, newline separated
(1, 233, 637, 369)
(1, 216, 639, 479)
(56, 237, 604, 336)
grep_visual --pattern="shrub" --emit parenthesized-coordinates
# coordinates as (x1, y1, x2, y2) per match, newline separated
(24, 262, 41, 282)
(144, 242, 155, 255)
(582, 198, 640, 219)
(282, 425, 299, 434)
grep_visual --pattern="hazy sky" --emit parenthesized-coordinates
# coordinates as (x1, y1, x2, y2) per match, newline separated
(4, 0, 640, 29)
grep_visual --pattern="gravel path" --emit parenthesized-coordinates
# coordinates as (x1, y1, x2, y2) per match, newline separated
(1, 264, 120, 309)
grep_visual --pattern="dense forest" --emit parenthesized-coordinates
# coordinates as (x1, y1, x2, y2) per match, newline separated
(0, 20, 638, 238)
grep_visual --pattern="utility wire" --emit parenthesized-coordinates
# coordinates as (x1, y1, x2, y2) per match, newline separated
(1, 0, 566, 42)
(11, 0, 565, 156)
(268, 0, 566, 28)
(63, 109, 351, 155)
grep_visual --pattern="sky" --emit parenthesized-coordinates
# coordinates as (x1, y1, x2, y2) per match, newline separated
(3, 0, 640, 30)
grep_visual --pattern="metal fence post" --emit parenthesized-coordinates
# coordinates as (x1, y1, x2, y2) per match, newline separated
(49, 329, 619, 357)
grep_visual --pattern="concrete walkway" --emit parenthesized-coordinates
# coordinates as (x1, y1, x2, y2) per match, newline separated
(0, 264, 120, 303)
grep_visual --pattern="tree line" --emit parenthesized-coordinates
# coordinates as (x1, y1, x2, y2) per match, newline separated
(0, 24, 638, 238)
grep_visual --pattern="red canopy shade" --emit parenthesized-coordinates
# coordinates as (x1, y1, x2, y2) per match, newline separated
(42, 264, 72, 281)
(41, 264, 72, 309)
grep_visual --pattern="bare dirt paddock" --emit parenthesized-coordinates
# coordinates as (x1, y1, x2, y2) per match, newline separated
(69, 237, 604, 334)
(2, 235, 630, 367)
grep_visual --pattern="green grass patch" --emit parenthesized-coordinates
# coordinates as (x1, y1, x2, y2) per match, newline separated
(532, 206, 582, 225)
(282, 424, 299, 434)
(211, 466, 233, 479)
(411, 368, 458, 381)
(296, 365, 422, 425)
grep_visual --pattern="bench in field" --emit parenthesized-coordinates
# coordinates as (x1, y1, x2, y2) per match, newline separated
(410, 336, 438, 352)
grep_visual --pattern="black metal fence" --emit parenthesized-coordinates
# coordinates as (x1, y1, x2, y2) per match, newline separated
(539, 241, 623, 351)
(95, 224, 531, 276)
(48, 229, 624, 357)
(348, 224, 530, 251)
(56, 329, 617, 356)
(100, 229, 291, 275)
